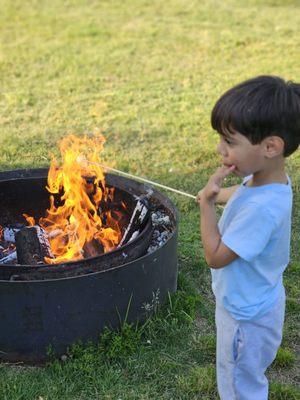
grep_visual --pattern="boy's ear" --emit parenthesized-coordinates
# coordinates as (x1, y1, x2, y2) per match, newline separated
(262, 136, 285, 158)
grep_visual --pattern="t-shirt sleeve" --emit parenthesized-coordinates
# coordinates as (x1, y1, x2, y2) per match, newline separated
(221, 202, 276, 262)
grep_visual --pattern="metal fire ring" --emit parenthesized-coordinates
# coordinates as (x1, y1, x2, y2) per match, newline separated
(0, 169, 179, 364)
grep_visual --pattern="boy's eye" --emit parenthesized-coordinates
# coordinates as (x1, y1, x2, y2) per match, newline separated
(224, 137, 232, 145)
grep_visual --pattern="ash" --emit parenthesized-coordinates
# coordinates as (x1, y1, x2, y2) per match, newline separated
(0, 226, 22, 264)
(147, 209, 173, 253)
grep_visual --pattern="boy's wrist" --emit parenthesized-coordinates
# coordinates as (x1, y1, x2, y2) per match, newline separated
(200, 196, 216, 207)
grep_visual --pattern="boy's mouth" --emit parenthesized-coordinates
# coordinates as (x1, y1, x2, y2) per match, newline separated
(223, 163, 241, 176)
(223, 163, 236, 169)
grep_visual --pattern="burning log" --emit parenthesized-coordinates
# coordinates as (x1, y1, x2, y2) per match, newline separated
(98, 201, 126, 215)
(83, 239, 104, 258)
(15, 226, 55, 265)
(82, 174, 97, 196)
(118, 197, 150, 247)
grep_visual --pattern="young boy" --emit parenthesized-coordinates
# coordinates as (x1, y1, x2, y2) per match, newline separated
(196, 75, 300, 400)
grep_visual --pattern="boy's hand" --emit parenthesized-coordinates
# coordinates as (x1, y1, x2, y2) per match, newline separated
(195, 189, 204, 204)
(197, 165, 236, 204)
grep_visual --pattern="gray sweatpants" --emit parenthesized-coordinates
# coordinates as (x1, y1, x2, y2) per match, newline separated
(215, 294, 285, 400)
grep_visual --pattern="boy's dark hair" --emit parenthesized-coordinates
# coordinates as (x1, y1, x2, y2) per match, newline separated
(211, 75, 300, 156)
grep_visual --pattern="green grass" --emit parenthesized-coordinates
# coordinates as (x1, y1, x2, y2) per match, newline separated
(0, 0, 300, 399)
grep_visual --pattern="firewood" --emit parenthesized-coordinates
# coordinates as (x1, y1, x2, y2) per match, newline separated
(98, 201, 125, 215)
(118, 197, 150, 247)
(82, 175, 97, 195)
(15, 226, 55, 265)
(83, 239, 104, 258)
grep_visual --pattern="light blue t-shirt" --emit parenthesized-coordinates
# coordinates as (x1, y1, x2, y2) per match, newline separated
(211, 175, 293, 321)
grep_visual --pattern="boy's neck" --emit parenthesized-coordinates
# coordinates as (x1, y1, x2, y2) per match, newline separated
(249, 158, 287, 187)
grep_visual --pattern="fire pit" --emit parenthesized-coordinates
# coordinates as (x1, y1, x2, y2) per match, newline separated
(0, 168, 178, 363)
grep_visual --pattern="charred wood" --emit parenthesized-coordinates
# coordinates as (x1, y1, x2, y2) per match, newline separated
(118, 197, 150, 247)
(82, 175, 97, 195)
(98, 201, 126, 215)
(15, 226, 55, 265)
(83, 239, 104, 258)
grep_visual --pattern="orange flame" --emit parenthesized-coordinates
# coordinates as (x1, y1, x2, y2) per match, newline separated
(24, 134, 122, 264)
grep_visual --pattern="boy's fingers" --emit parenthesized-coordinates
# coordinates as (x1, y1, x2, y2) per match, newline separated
(221, 164, 236, 175)
(196, 188, 204, 200)
(216, 165, 236, 180)
(212, 184, 220, 195)
(198, 164, 235, 204)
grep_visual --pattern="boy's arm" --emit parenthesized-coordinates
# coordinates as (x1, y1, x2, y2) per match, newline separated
(198, 166, 238, 269)
(197, 184, 239, 205)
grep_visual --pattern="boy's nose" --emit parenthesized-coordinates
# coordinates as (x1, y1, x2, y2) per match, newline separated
(217, 142, 225, 155)
(217, 140, 228, 158)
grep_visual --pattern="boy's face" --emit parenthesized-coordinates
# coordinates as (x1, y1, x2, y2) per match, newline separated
(216, 131, 266, 177)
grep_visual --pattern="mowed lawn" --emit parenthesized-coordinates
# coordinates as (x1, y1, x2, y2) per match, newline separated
(0, 0, 299, 399)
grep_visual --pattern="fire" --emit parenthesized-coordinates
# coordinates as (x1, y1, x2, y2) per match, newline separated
(24, 134, 122, 264)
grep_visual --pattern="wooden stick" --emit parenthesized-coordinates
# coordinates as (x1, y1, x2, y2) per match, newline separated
(84, 161, 197, 200)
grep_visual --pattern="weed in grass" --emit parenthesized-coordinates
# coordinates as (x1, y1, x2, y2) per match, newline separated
(99, 323, 142, 362)
(272, 347, 296, 369)
(142, 286, 201, 348)
(177, 365, 218, 399)
(167, 290, 200, 325)
(269, 381, 300, 400)
(68, 297, 143, 363)
(286, 298, 300, 316)
(192, 333, 216, 365)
